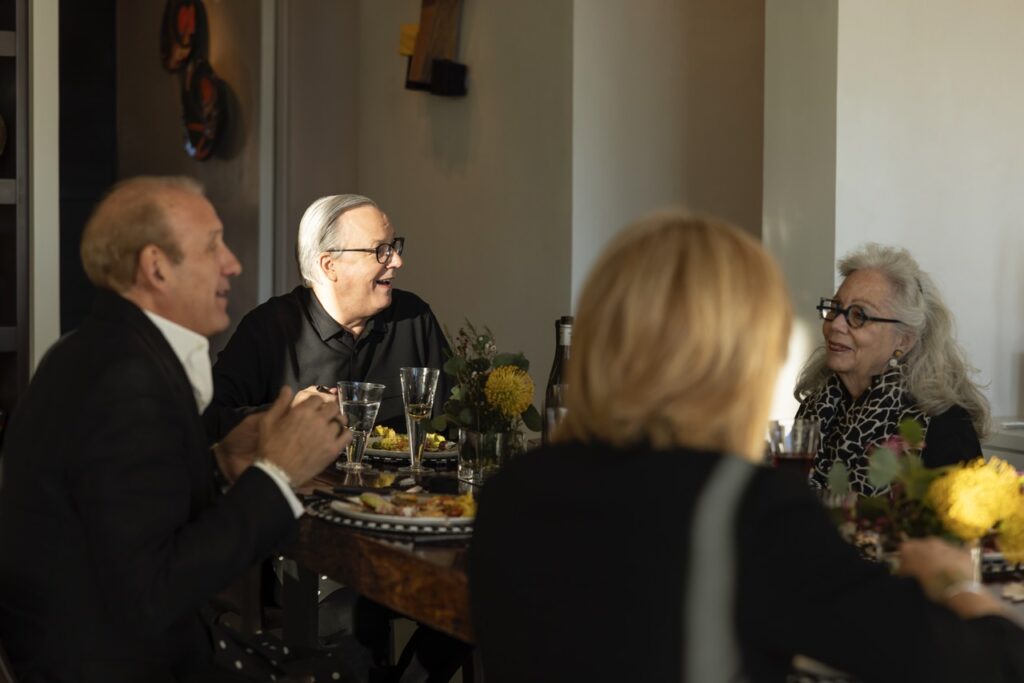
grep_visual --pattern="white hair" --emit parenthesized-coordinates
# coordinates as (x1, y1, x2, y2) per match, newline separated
(795, 243, 990, 438)
(296, 194, 378, 285)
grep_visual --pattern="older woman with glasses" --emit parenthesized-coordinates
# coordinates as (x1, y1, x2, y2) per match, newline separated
(795, 243, 989, 495)
(469, 213, 1024, 682)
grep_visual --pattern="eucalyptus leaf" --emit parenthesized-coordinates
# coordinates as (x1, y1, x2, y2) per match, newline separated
(492, 352, 529, 372)
(827, 461, 852, 495)
(856, 496, 892, 519)
(444, 356, 467, 376)
(458, 407, 475, 427)
(868, 447, 902, 490)
(898, 418, 925, 449)
(493, 353, 519, 368)
(450, 385, 462, 401)
(429, 415, 449, 431)
(903, 461, 951, 501)
(521, 404, 542, 432)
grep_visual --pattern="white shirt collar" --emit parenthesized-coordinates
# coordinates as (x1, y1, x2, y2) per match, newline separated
(142, 310, 213, 413)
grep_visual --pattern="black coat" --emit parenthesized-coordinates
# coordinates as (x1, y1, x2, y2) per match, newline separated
(0, 291, 295, 682)
(470, 441, 1024, 682)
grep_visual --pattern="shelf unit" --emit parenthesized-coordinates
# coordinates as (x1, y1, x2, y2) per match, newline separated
(0, 0, 28, 432)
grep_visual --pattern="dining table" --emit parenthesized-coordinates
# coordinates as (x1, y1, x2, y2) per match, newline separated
(273, 453, 1024, 683)
(281, 459, 476, 648)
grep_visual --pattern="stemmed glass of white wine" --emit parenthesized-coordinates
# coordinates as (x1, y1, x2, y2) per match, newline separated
(398, 367, 440, 473)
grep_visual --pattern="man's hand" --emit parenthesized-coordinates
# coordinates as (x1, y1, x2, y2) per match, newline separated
(258, 386, 352, 488)
(293, 384, 336, 407)
(213, 411, 263, 484)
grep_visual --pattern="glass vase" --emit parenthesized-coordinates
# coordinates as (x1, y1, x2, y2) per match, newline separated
(457, 429, 512, 484)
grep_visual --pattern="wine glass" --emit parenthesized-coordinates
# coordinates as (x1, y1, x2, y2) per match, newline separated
(398, 367, 440, 473)
(767, 418, 820, 481)
(336, 381, 386, 472)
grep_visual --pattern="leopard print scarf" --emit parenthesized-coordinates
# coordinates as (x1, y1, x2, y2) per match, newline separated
(797, 366, 929, 496)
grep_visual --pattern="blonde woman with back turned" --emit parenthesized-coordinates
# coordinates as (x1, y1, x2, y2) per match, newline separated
(469, 211, 1024, 682)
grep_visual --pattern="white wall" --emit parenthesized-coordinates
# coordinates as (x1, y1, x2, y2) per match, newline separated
(117, 0, 266, 354)
(572, 0, 764, 304)
(354, 0, 574, 397)
(834, 0, 1024, 419)
(275, 0, 359, 293)
(762, 0, 837, 419)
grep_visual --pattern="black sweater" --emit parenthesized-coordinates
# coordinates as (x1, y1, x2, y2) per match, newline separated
(204, 286, 451, 439)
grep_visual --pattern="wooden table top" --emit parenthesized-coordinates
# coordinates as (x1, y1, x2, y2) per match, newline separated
(287, 465, 475, 644)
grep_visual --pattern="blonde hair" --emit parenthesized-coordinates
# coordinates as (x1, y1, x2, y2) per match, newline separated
(795, 243, 990, 438)
(557, 210, 792, 461)
(81, 176, 204, 292)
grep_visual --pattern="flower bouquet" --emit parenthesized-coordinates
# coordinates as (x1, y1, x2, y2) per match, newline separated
(828, 419, 1024, 565)
(430, 322, 542, 481)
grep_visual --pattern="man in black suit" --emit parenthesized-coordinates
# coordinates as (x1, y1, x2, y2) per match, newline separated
(0, 176, 351, 682)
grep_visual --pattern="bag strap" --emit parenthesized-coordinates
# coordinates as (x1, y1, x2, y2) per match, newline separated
(683, 455, 755, 683)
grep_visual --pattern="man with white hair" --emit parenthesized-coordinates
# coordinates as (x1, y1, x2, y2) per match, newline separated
(203, 195, 465, 681)
(205, 194, 450, 439)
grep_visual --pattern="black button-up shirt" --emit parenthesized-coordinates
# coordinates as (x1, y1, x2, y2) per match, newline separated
(204, 286, 451, 439)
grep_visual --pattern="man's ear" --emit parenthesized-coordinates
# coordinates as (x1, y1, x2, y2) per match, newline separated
(318, 253, 338, 283)
(134, 244, 169, 290)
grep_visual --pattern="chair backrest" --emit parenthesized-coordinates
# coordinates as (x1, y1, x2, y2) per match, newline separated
(0, 637, 17, 683)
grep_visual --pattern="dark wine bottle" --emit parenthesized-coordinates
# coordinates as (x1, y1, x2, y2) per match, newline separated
(542, 316, 573, 444)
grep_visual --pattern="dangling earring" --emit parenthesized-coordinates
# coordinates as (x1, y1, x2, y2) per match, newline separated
(888, 349, 904, 368)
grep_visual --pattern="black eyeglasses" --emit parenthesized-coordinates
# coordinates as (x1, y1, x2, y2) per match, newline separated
(326, 237, 405, 264)
(816, 298, 903, 329)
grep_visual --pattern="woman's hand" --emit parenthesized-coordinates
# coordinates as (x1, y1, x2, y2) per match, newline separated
(898, 537, 1009, 619)
(897, 537, 974, 601)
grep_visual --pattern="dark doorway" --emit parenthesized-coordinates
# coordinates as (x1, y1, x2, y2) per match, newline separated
(59, 0, 117, 333)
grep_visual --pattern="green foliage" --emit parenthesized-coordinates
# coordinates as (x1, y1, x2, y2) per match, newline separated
(867, 447, 901, 490)
(827, 417, 956, 543)
(522, 404, 542, 432)
(435, 320, 540, 435)
(899, 419, 925, 449)
(827, 461, 851, 495)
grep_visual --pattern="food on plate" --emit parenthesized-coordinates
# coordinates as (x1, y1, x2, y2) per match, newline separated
(354, 491, 476, 519)
(370, 425, 451, 452)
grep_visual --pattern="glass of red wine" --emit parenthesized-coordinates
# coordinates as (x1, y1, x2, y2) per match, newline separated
(768, 418, 820, 481)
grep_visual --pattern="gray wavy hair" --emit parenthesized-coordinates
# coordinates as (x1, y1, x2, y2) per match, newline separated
(296, 194, 378, 285)
(794, 243, 990, 438)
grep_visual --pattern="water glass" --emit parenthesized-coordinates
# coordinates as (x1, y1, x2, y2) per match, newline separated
(336, 381, 386, 472)
(399, 367, 440, 473)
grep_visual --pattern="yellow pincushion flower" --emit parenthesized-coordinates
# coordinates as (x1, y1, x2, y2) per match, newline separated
(926, 457, 1021, 541)
(484, 366, 534, 418)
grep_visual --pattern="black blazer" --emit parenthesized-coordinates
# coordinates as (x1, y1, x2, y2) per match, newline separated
(0, 291, 296, 682)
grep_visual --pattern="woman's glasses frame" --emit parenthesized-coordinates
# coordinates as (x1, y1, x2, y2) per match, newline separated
(816, 298, 903, 329)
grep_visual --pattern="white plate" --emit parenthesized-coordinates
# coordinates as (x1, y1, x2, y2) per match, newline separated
(364, 443, 458, 459)
(329, 498, 473, 527)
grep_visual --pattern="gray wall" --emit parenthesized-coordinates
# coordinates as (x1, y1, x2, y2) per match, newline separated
(117, 0, 264, 353)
